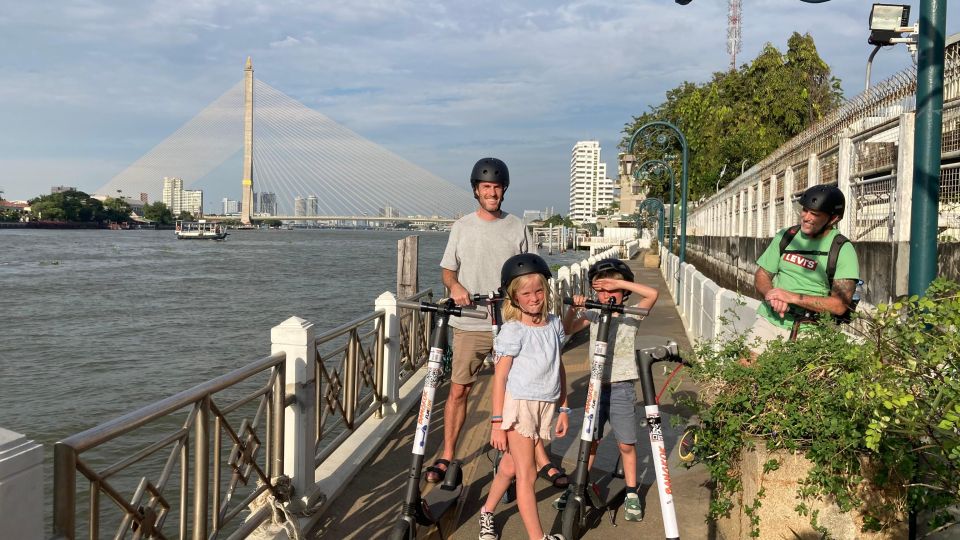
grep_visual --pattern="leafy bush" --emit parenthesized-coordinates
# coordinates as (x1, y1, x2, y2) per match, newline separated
(686, 279, 960, 536)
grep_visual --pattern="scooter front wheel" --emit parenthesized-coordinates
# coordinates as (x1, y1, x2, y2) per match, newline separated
(388, 519, 412, 540)
(561, 497, 584, 540)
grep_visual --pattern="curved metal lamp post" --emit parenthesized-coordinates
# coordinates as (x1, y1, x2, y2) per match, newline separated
(635, 197, 666, 245)
(628, 122, 689, 301)
(633, 160, 674, 249)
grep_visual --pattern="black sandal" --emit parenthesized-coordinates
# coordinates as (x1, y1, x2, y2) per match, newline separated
(538, 463, 569, 489)
(425, 458, 449, 483)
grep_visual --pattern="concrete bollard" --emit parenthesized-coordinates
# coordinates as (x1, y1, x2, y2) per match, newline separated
(375, 291, 400, 416)
(0, 427, 43, 539)
(271, 316, 317, 505)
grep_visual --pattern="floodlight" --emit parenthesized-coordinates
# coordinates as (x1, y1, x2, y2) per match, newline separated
(869, 4, 911, 46)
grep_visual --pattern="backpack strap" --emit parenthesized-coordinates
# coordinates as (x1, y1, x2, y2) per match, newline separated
(826, 233, 849, 287)
(780, 225, 850, 287)
(778, 225, 800, 254)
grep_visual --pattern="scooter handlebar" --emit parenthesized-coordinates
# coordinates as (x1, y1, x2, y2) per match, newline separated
(395, 299, 488, 319)
(471, 291, 504, 303)
(562, 297, 650, 317)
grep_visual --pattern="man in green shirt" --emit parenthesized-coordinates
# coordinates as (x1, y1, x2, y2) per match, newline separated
(748, 185, 860, 353)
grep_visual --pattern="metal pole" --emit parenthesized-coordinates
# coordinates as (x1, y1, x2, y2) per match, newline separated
(909, 0, 946, 297)
(193, 397, 210, 540)
(53, 443, 77, 539)
(865, 44, 883, 92)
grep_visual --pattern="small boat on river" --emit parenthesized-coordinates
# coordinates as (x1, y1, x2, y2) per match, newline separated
(175, 220, 228, 240)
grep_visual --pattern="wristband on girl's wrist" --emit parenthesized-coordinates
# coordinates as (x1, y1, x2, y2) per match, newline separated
(491, 415, 503, 423)
(558, 407, 571, 414)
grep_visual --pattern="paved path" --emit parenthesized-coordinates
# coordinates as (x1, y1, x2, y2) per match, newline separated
(310, 259, 717, 539)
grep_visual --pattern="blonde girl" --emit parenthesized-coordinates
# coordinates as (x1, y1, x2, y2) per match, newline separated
(479, 253, 568, 540)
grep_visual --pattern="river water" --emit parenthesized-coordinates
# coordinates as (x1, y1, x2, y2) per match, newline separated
(0, 228, 585, 465)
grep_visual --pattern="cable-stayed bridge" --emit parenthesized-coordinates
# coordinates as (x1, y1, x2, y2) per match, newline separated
(97, 66, 476, 221)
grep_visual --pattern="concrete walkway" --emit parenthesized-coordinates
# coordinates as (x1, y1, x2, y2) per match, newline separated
(310, 259, 716, 539)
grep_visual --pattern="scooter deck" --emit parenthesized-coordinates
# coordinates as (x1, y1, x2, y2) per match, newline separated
(421, 484, 463, 523)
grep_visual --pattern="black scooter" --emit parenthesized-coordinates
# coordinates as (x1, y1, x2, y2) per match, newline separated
(471, 291, 517, 505)
(559, 297, 650, 539)
(389, 298, 487, 540)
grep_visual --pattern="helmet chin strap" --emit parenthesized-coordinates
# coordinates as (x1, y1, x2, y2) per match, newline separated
(509, 298, 542, 319)
(812, 215, 841, 238)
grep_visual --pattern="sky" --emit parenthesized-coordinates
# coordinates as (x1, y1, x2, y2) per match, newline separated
(1, 0, 957, 216)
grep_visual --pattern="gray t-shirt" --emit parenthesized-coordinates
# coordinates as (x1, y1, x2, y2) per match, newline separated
(585, 311, 643, 383)
(440, 211, 533, 331)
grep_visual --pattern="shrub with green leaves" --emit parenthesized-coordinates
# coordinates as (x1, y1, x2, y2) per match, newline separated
(686, 279, 960, 537)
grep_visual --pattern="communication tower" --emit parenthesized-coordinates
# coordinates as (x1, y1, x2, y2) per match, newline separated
(727, 0, 742, 71)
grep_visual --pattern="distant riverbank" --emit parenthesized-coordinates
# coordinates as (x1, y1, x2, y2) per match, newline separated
(0, 221, 173, 230)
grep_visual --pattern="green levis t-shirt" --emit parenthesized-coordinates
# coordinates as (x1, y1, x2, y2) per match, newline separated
(756, 226, 860, 329)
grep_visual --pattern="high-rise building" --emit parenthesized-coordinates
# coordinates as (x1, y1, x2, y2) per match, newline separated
(51, 185, 77, 194)
(307, 195, 319, 217)
(568, 141, 613, 224)
(294, 196, 306, 217)
(162, 177, 202, 217)
(222, 198, 240, 215)
(256, 192, 277, 216)
(162, 177, 184, 215)
(182, 190, 203, 217)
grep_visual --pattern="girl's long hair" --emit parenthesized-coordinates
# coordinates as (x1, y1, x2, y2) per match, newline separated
(501, 273, 551, 322)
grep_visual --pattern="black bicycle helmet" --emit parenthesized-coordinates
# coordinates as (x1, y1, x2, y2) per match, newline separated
(588, 258, 634, 284)
(500, 253, 551, 290)
(470, 157, 510, 192)
(799, 185, 845, 218)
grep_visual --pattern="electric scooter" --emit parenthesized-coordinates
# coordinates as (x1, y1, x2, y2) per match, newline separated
(559, 297, 650, 539)
(389, 298, 487, 540)
(470, 292, 517, 505)
(633, 335, 688, 540)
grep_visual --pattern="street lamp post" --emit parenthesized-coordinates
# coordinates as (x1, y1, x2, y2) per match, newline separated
(636, 197, 666, 246)
(909, 0, 946, 297)
(628, 121, 689, 258)
(634, 159, 675, 250)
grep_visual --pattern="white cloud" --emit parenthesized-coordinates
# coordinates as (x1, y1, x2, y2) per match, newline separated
(0, 0, 957, 210)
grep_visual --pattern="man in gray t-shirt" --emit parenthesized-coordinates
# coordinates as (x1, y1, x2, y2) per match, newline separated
(425, 157, 537, 484)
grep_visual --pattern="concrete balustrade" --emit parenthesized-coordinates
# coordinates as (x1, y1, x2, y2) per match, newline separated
(660, 246, 762, 347)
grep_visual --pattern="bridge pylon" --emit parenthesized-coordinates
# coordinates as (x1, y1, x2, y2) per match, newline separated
(240, 57, 254, 225)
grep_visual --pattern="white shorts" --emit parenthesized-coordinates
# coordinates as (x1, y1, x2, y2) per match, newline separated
(498, 390, 556, 442)
(746, 315, 792, 354)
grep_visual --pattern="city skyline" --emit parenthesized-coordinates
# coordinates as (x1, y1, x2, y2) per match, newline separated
(1, 1, 958, 214)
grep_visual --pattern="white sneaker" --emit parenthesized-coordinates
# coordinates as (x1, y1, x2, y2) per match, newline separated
(478, 511, 499, 540)
(624, 492, 644, 522)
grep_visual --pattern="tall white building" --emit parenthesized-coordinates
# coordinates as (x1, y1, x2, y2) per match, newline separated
(162, 177, 183, 215)
(568, 141, 614, 224)
(181, 190, 203, 217)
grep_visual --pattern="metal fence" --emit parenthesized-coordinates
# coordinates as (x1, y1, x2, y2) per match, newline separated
(690, 36, 960, 245)
(53, 352, 287, 540)
(48, 243, 626, 539)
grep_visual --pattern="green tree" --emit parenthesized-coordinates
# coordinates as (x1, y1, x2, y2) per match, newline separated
(28, 190, 104, 222)
(621, 32, 842, 201)
(102, 197, 132, 223)
(143, 201, 174, 225)
(541, 214, 574, 227)
(176, 211, 196, 221)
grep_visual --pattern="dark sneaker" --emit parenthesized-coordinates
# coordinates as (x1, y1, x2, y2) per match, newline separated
(478, 511, 499, 540)
(542, 535, 566, 540)
(624, 492, 644, 522)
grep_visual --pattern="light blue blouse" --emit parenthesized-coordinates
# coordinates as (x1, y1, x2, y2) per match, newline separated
(494, 315, 565, 402)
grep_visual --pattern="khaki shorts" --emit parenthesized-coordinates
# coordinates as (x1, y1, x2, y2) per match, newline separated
(450, 328, 493, 385)
(498, 390, 556, 442)
(746, 315, 792, 354)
